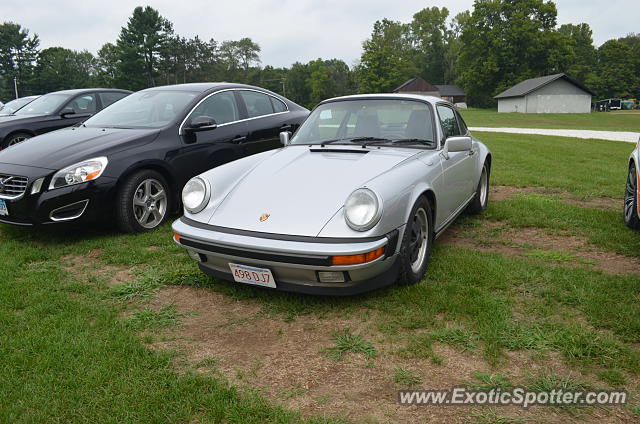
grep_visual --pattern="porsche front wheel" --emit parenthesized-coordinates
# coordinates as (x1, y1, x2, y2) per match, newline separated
(624, 164, 640, 230)
(397, 196, 433, 286)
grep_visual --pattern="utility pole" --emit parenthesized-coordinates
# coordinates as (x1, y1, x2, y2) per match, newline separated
(13, 77, 18, 99)
(281, 78, 286, 97)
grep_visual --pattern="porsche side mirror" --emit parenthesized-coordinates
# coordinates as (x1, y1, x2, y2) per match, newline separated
(185, 116, 217, 133)
(441, 136, 472, 160)
(279, 131, 291, 145)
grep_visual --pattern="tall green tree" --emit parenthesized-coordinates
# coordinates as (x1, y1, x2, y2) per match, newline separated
(558, 23, 596, 84)
(116, 6, 174, 89)
(592, 39, 638, 98)
(457, 0, 574, 107)
(0, 22, 39, 99)
(356, 19, 416, 93)
(410, 7, 450, 84)
(31, 47, 96, 93)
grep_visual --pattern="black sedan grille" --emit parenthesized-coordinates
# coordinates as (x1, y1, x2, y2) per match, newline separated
(0, 174, 29, 199)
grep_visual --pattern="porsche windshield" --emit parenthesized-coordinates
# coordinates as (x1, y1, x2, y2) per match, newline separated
(84, 90, 197, 129)
(290, 99, 436, 148)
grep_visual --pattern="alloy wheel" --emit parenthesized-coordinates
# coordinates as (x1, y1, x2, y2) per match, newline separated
(409, 207, 429, 273)
(133, 178, 167, 229)
(624, 166, 637, 223)
(8, 136, 28, 146)
(479, 166, 488, 208)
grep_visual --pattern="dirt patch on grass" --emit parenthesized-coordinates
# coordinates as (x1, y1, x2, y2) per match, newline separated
(62, 251, 136, 287)
(440, 224, 640, 276)
(143, 285, 631, 424)
(491, 185, 621, 211)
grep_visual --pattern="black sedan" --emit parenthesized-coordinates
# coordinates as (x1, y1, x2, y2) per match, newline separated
(0, 96, 40, 117)
(0, 83, 309, 232)
(0, 88, 131, 149)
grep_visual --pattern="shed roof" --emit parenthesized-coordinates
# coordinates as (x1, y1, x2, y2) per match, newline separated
(434, 84, 465, 96)
(393, 77, 438, 93)
(494, 73, 594, 99)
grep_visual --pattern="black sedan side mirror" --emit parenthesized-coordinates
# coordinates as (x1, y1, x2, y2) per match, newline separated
(60, 107, 76, 118)
(185, 116, 217, 133)
(60, 108, 92, 119)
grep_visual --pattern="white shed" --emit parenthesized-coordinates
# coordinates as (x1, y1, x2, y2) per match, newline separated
(495, 73, 594, 113)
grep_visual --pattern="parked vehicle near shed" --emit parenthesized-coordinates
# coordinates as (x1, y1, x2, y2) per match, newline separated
(0, 89, 131, 149)
(0, 83, 308, 232)
(0, 96, 40, 117)
(625, 137, 640, 230)
(173, 94, 492, 295)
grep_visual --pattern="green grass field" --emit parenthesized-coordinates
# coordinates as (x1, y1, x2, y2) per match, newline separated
(1, 132, 639, 423)
(461, 108, 640, 132)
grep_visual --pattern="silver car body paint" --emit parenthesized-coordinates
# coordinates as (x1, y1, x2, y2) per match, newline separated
(173, 94, 492, 294)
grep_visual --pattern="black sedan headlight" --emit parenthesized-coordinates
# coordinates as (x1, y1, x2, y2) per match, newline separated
(49, 157, 108, 190)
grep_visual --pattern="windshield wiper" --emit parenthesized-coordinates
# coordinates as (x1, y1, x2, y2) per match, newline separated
(318, 136, 390, 147)
(391, 138, 434, 146)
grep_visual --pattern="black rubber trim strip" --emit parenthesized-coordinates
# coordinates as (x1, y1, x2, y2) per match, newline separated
(309, 149, 368, 154)
(180, 216, 389, 244)
(179, 237, 332, 266)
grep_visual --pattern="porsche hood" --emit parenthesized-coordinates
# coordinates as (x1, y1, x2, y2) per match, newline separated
(208, 146, 419, 236)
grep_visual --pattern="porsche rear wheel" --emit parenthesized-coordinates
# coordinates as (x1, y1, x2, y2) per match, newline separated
(467, 162, 489, 215)
(397, 195, 433, 286)
(624, 164, 640, 230)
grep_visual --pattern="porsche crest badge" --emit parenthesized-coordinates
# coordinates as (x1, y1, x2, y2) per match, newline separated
(259, 213, 270, 222)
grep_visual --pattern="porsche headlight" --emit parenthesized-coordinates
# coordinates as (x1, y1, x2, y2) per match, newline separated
(344, 188, 382, 231)
(49, 157, 108, 190)
(182, 177, 210, 214)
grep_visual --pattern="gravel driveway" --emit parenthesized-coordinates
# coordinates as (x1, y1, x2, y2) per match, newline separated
(469, 127, 640, 143)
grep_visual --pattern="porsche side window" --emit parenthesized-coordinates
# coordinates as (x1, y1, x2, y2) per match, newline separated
(190, 91, 239, 125)
(436, 105, 461, 139)
(455, 110, 469, 134)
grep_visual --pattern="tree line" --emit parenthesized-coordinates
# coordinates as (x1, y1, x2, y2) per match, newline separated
(1, 1, 638, 109)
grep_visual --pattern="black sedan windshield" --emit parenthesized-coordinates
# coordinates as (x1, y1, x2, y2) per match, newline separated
(15, 94, 69, 115)
(84, 90, 197, 129)
(290, 99, 436, 148)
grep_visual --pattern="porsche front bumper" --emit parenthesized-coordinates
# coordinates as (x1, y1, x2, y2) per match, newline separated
(172, 217, 401, 295)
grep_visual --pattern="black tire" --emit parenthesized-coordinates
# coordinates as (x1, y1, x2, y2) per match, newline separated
(624, 164, 640, 230)
(116, 170, 171, 233)
(3, 132, 32, 148)
(466, 161, 490, 215)
(397, 195, 434, 286)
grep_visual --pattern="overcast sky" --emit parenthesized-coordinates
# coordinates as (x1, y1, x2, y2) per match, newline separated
(2, 0, 637, 68)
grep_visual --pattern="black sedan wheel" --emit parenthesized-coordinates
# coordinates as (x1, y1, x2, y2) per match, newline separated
(116, 170, 171, 233)
(624, 164, 640, 230)
(4, 132, 31, 148)
(397, 195, 433, 286)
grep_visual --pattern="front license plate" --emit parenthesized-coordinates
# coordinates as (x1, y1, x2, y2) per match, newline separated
(0, 199, 8, 216)
(229, 263, 276, 288)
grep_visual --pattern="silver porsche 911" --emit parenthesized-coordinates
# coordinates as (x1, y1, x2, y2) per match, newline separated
(625, 137, 640, 230)
(172, 94, 492, 295)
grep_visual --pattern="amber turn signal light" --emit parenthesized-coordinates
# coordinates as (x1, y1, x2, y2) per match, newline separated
(173, 232, 181, 242)
(332, 247, 385, 266)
